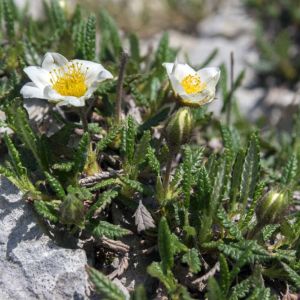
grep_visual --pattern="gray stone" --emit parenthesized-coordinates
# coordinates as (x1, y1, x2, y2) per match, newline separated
(0, 176, 90, 300)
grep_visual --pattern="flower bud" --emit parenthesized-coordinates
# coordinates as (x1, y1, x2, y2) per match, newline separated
(60, 194, 85, 225)
(165, 107, 193, 152)
(256, 190, 289, 225)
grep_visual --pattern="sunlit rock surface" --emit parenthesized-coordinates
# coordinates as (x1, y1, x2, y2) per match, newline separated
(0, 177, 90, 300)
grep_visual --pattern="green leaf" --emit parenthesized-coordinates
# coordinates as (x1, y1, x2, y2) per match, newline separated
(73, 132, 90, 174)
(133, 131, 151, 166)
(121, 116, 137, 163)
(217, 206, 243, 240)
(147, 262, 176, 292)
(207, 277, 225, 300)
(282, 262, 300, 287)
(99, 10, 122, 61)
(131, 285, 147, 300)
(229, 149, 245, 207)
(262, 224, 280, 242)
(219, 253, 230, 295)
(240, 133, 260, 207)
(97, 123, 122, 153)
(146, 146, 160, 175)
(240, 181, 265, 230)
(3, 0, 15, 39)
(158, 217, 174, 274)
(84, 14, 96, 60)
(44, 171, 66, 199)
(229, 278, 252, 300)
(154, 32, 174, 72)
(6, 105, 45, 171)
(182, 146, 193, 207)
(171, 233, 188, 254)
(86, 190, 118, 218)
(281, 153, 297, 186)
(34, 200, 58, 223)
(129, 32, 140, 67)
(182, 248, 201, 274)
(3, 133, 26, 178)
(86, 266, 126, 300)
(120, 176, 143, 192)
(91, 221, 130, 239)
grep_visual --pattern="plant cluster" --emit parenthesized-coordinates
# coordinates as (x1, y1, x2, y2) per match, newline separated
(0, 0, 300, 299)
(244, 0, 300, 85)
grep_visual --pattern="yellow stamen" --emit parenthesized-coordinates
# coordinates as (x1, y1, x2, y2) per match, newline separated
(181, 74, 206, 94)
(50, 62, 88, 97)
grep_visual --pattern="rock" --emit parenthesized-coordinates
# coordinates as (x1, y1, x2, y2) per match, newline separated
(197, 0, 255, 38)
(0, 176, 90, 300)
(262, 87, 300, 129)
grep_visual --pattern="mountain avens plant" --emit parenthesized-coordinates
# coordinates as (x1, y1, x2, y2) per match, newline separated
(0, 0, 300, 299)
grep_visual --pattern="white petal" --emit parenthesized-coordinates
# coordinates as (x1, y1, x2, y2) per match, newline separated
(168, 74, 185, 95)
(43, 86, 62, 102)
(179, 88, 215, 106)
(57, 97, 86, 107)
(24, 66, 51, 89)
(43, 86, 87, 107)
(163, 63, 195, 81)
(197, 67, 220, 89)
(72, 59, 113, 85)
(20, 82, 47, 99)
(42, 52, 68, 71)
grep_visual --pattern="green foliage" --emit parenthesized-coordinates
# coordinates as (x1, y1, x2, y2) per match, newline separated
(34, 200, 59, 223)
(182, 248, 201, 274)
(0, 3, 300, 298)
(86, 266, 126, 300)
(91, 221, 130, 239)
(245, 0, 300, 84)
(158, 217, 174, 274)
(99, 9, 122, 61)
(240, 132, 260, 207)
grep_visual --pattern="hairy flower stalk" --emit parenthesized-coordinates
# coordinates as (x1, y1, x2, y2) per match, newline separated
(163, 61, 220, 107)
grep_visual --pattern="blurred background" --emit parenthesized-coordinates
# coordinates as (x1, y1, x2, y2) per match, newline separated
(14, 0, 300, 129)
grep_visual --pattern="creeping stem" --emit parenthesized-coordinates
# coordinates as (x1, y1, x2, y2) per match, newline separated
(115, 51, 129, 123)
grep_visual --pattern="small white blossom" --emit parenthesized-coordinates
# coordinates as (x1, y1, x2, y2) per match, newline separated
(163, 61, 220, 107)
(21, 52, 113, 107)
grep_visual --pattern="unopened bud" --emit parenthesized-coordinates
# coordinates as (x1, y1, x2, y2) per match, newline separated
(256, 190, 289, 225)
(165, 107, 193, 152)
(60, 194, 84, 225)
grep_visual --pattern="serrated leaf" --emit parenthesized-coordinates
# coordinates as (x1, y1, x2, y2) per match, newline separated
(282, 262, 300, 287)
(91, 221, 130, 239)
(207, 277, 225, 300)
(182, 248, 201, 274)
(146, 146, 160, 175)
(281, 153, 297, 186)
(34, 200, 58, 223)
(219, 253, 230, 295)
(158, 217, 174, 274)
(44, 171, 65, 199)
(240, 133, 260, 207)
(73, 132, 90, 174)
(86, 266, 126, 300)
(133, 201, 155, 233)
(86, 190, 118, 219)
(147, 262, 176, 292)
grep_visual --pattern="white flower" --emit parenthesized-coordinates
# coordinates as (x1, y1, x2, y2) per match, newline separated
(163, 61, 220, 107)
(21, 52, 113, 107)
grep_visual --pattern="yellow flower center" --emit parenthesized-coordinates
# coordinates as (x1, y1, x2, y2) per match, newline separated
(50, 62, 88, 97)
(181, 74, 206, 94)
